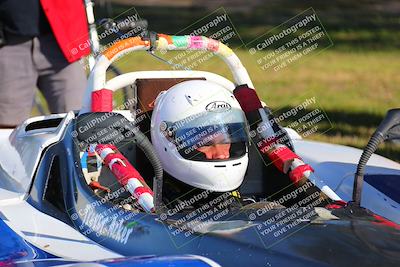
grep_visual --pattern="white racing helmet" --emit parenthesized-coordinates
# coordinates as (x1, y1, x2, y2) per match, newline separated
(150, 80, 249, 192)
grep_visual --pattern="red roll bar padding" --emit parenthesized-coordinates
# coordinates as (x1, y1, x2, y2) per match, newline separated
(96, 145, 151, 191)
(95, 144, 154, 213)
(134, 186, 154, 197)
(91, 89, 113, 112)
(289, 164, 314, 186)
(233, 84, 316, 187)
(266, 145, 300, 173)
(104, 154, 142, 186)
(233, 84, 262, 113)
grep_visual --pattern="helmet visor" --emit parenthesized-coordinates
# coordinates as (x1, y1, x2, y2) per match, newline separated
(168, 108, 249, 161)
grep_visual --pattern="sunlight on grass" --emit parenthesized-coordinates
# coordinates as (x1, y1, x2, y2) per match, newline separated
(115, 49, 400, 160)
(32, 49, 400, 161)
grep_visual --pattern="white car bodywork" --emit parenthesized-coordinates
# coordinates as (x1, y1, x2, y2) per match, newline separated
(0, 112, 122, 261)
(2, 72, 400, 223)
(0, 67, 399, 261)
(294, 138, 400, 223)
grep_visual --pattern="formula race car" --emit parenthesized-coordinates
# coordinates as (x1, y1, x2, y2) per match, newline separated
(0, 33, 399, 266)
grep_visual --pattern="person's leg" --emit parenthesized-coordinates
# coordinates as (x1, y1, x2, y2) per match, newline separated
(37, 61, 87, 113)
(34, 33, 87, 114)
(0, 37, 37, 128)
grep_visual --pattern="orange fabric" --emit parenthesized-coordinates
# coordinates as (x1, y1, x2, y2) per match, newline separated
(103, 37, 149, 60)
(158, 34, 173, 44)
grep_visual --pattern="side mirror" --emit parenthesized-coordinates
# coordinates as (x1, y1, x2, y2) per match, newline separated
(353, 108, 400, 206)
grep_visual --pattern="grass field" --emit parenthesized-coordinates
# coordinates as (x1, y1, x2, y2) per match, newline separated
(105, 48, 400, 161)
(32, 0, 400, 162)
(32, 48, 400, 161)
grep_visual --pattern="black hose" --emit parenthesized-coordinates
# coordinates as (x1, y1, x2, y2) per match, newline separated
(353, 132, 384, 205)
(131, 129, 164, 211)
(353, 108, 400, 205)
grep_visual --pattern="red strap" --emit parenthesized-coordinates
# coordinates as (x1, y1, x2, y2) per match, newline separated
(91, 89, 113, 112)
(289, 164, 314, 185)
(267, 146, 300, 173)
(233, 85, 262, 113)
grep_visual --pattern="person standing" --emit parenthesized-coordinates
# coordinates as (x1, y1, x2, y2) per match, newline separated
(0, 0, 91, 128)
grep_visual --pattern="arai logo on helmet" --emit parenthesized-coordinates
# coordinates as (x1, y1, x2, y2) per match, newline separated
(205, 101, 231, 112)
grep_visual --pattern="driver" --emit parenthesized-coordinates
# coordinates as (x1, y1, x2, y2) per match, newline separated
(151, 80, 250, 209)
(151, 80, 334, 214)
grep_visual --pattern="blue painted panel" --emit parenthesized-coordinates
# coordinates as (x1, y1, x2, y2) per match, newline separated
(0, 218, 56, 265)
